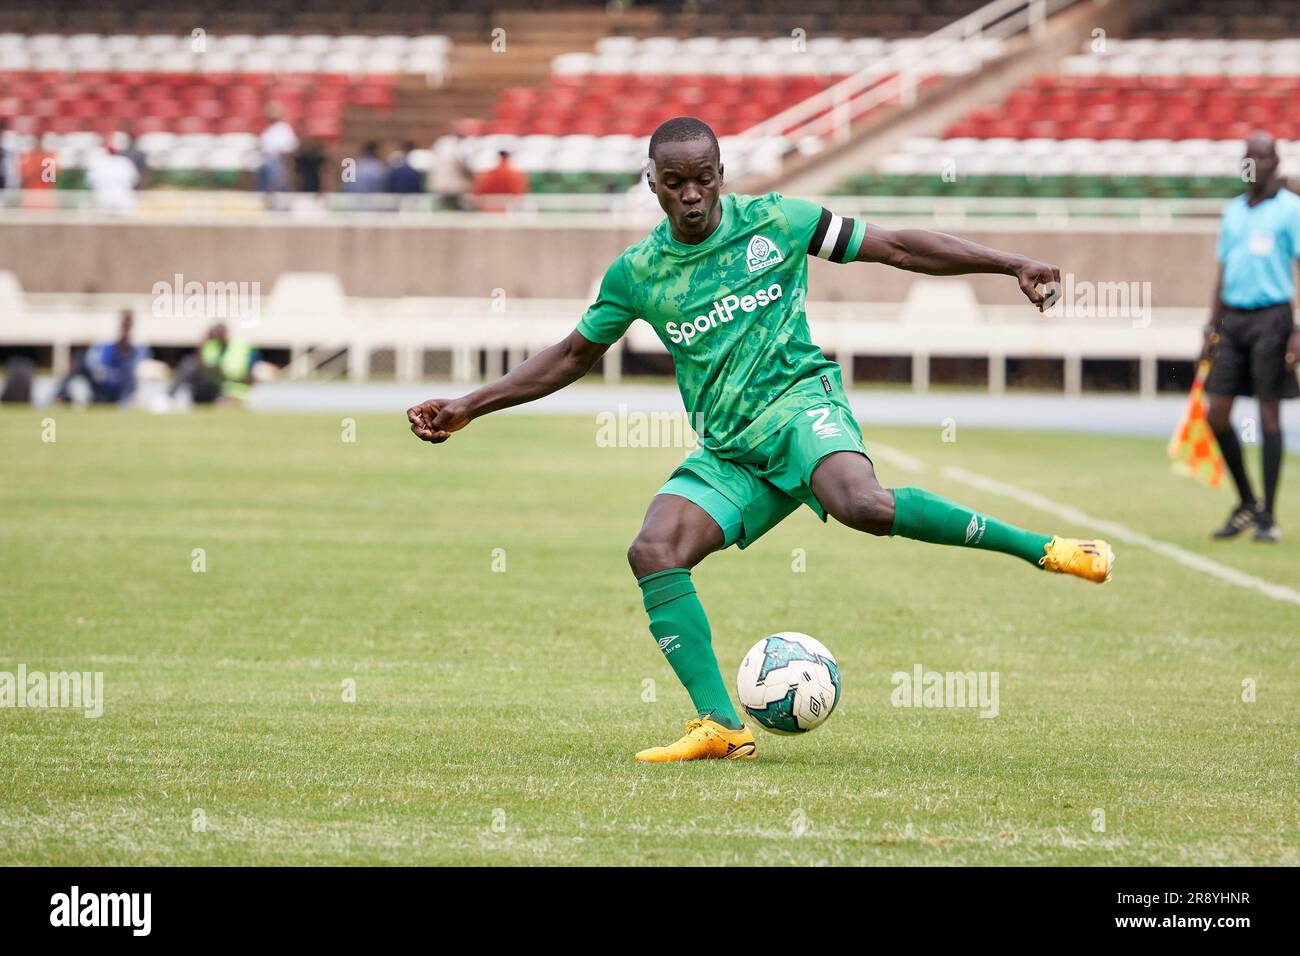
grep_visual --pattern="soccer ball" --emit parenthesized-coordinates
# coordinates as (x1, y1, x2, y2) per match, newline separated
(736, 632, 841, 735)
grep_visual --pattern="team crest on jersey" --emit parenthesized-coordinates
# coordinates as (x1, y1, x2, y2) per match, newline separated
(746, 234, 784, 273)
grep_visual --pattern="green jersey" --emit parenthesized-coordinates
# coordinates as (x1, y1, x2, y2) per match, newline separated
(577, 192, 867, 457)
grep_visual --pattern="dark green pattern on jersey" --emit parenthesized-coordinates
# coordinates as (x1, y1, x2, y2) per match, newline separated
(578, 192, 852, 457)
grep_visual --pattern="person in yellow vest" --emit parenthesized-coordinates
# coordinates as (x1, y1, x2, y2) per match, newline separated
(168, 323, 256, 406)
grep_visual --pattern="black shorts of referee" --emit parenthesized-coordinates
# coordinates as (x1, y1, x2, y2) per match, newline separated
(1206, 301, 1299, 400)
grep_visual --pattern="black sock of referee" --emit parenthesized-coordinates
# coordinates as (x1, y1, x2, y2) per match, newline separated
(1212, 423, 1256, 508)
(1262, 430, 1283, 517)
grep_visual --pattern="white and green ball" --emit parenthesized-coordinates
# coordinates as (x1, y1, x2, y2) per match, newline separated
(737, 632, 841, 734)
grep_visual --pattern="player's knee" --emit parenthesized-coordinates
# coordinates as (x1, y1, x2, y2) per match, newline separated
(627, 533, 683, 578)
(839, 487, 894, 535)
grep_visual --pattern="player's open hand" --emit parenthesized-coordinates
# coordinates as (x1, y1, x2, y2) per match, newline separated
(407, 398, 470, 444)
(1015, 258, 1061, 312)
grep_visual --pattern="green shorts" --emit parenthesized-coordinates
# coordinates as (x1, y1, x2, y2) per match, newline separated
(657, 401, 870, 549)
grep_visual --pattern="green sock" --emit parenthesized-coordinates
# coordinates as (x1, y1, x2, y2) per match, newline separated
(637, 568, 743, 730)
(890, 486, 1052, 566)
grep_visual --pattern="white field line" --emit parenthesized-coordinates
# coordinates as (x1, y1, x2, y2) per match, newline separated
(869, 442, 1300, 607)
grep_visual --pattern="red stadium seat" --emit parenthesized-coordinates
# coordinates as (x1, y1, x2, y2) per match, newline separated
(939, 69, 1300, 142)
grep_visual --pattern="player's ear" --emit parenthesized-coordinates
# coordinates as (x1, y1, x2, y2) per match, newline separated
(717, 161, 724, 186)
(646, 169, 656, 193)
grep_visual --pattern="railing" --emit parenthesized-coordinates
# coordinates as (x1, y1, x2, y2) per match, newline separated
(0, 189, 1227, 224)
(736, 0, 1085, 157)
(0, 189, 652, 218)
(788, 194, 1226, 224)
(5, 288, 1204, 397)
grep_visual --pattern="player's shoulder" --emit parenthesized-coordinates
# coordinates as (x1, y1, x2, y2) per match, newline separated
(727, 191, 790, 220)
(610, 225, 676, 290)
(726, 190, 778, 211)
(618, 227, 665, 273)
(726, 191, 812, 237)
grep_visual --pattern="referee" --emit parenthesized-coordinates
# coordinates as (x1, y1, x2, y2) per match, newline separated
(1201, 131, 1300, 542)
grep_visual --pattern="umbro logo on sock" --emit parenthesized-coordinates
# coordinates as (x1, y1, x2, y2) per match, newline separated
(965, 513, 987, 545)
(657, 635, 681, 654)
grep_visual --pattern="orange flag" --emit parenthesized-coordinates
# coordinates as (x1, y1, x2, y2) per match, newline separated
(1168, 360, 1224, 488)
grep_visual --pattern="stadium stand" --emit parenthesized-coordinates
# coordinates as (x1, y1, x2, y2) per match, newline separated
(1131, 0, 1300, 38)
(0, 0, 994, 39)
(0, 2, 1008, 195)
(0, 32, 449, 187)
(0, 267, 1203, 395)
(441, 32, 1005, 190)
(0, 0, 1225, 399)
(0, 0, 585, 35)
(838, 23, 1300, 199)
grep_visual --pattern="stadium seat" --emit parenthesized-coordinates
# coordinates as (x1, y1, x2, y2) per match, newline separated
(838, 34, 1300, 199)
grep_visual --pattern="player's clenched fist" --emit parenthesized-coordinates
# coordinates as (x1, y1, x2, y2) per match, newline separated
(1014, 258, 1061, 312)
(407, 398, 470, 443)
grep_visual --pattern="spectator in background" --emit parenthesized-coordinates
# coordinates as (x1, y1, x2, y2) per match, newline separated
(1, 356, 36, 405)
(471, 149, 529, 211)
(386, 141, 423, 194)
(294, 138, 327, 194)
(168, 323, 257, 407)
(20, 147, 52, 187)
(348, 140, 388, 194)
(0, 118, 22, 195)
(430, 133, 473, 210)
(119, 125, 147, 185)
(85, 144, 139, 214)
(259, 104, 299, 194)
(20, 144, 57, 210)
(55, 310, 147, 406)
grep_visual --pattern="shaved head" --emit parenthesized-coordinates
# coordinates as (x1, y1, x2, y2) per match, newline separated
(1246, 130, 1277, 157)
(648, 116, 720, 164)
(1243, 130, 1281, 200)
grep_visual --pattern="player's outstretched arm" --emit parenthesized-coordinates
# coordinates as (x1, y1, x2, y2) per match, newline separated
(854, 226, 1060, 311)
(407, 329, 609, 443)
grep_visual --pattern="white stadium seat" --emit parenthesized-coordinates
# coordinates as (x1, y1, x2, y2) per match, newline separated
(259, 35, 297, 56)
(66, 34, 102, 53)
(215, 35, 258, 55)
(552, 52, 595, 75)
(0, 31, 450, 75)
(363, 53, 403, 74)
(27, 34, 64, 54)
(332, 35, 374, 54)
(593, 36, 637, 58)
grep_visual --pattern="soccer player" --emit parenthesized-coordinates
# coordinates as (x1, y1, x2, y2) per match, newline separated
(408, 117, 1114, 762)
(1200, 131, 1300, 542)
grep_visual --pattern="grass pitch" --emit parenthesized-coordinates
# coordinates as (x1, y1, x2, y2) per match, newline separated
(1, 407, 1297, 865)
